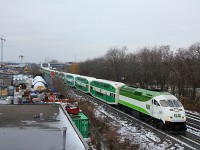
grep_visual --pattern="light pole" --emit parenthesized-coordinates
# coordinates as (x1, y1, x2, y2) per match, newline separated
(0, 35, 6, 65)
(19, 55, 24, 63)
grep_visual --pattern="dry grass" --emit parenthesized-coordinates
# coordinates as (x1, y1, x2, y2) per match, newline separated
(180, 97, 200, 113)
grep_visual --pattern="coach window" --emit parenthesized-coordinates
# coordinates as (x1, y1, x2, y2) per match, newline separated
(110, 93, 114, 97)
(154, 100, 160, 106)
(160, 100, 168, 107)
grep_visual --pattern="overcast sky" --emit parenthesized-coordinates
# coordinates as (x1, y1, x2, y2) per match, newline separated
(1, 0, 200, 63)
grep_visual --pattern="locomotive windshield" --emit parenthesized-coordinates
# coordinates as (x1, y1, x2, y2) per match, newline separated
(159, 100, 182, 107)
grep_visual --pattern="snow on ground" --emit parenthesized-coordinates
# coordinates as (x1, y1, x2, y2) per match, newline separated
(185, 109, 200, 137)
(94, 105, 185, 150)
(187, 126, 200, 137)
(185, 110, 200, 115)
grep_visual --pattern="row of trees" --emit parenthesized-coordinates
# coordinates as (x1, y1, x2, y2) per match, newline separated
(77, 42, 200, 102)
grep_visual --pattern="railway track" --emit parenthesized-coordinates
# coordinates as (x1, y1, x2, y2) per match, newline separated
(184, 110, 200, 147)
(63, 85, 200, 149)
(186, 111, 200, 131)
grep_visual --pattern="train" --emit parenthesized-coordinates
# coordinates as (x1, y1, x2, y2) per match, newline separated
(41, 67, 187, 132)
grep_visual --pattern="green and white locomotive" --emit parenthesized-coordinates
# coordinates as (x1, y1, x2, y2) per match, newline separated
(119, 86, 187, 131)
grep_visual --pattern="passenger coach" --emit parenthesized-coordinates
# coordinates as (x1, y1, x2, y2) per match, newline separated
(90, 79, 124, 104)
(65, 73, 79, 87)
(75, 76, 96, 93)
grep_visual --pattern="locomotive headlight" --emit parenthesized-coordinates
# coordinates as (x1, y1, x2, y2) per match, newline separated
(166, 116, 171, 121)
(182, 116, 186, 121)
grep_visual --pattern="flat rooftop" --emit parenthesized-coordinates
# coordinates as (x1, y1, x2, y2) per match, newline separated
(0, 104, 88, 150)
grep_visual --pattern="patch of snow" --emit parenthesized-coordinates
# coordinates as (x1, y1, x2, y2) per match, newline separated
(186, 110, 200, 116)
(95, 110, 103, 118)
(21, 120, 36, 125)
(187, 126, 200, 137)
(175, 143, 185, 150)
(145, 131, 160, 142)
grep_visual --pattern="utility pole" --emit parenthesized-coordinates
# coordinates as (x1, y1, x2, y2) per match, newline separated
(0, 35, 6, 65)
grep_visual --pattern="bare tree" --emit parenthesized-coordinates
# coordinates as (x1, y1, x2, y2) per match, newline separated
(104, 46, 127, 81)
(50, 59, 59, 63)
(77, 42, 200, 103)
(124, 53, 139, 85)
(186, 42, 200, 100)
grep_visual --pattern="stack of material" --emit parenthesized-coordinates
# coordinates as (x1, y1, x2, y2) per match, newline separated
(32, 76, 47, 91)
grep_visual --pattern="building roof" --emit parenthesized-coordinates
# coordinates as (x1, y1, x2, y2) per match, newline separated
(0, 104, 89, 150)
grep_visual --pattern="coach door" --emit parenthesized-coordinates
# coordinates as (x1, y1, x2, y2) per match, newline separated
(152, 99, 161, 119)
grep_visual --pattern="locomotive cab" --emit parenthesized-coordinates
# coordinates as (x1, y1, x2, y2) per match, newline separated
(152, 95, 187, 131)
